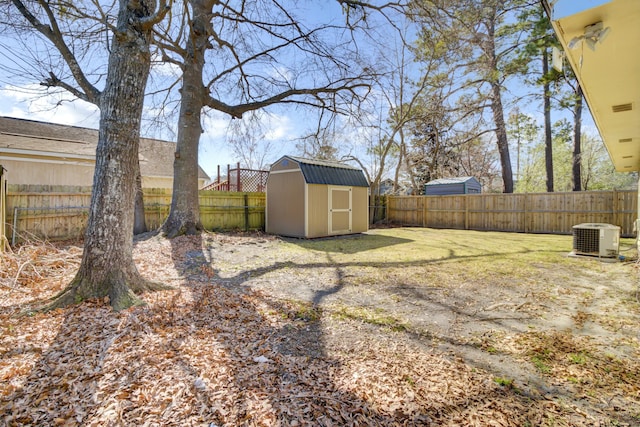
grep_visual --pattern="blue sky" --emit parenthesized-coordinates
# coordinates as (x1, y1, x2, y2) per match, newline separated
(552, 0, 611, 19)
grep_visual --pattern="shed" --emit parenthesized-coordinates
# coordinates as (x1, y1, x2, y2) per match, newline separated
(425, 176, 481, 195)
(266, 155, 369, 238)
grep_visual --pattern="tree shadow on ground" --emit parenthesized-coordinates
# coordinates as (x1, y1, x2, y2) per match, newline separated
(155, 233, 576, 425)
(194, 232, 636, 424)
(284, 232, 414, 254)
(0, 232, 627, 425)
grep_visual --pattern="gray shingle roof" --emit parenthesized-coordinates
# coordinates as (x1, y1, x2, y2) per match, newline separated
(283, 156, 369, 187)
(425, 176, 477, 186)
(0, 116, 209, 180)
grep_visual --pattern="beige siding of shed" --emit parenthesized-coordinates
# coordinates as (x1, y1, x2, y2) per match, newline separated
(351, 186, 369, 233)
(306, 184, 329, 238)
(307, 184, 368, 237)
(270, 159, 300, 172)
(266, 168, 305, 237)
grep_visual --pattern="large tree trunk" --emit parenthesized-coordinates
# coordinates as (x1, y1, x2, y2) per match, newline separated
(48, 0, 167, 311)
(490, 82, 514, 193)
(393, 130, 405, 194)
(485, 13, 513, 194)
(543, 48, 554, 192)
(572, 84, 583, 191)
(161, 0, 213, 238)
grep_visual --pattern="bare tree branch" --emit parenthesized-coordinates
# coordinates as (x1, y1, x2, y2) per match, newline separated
(11, 0, 101, 104)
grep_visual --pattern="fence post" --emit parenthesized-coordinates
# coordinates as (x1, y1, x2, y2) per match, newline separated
(524, 194, 529, 233)
(12, 206, 18, 246)
(244, 193, 249, 231)
(237, 162, 241, 192)
(464, 194, 469, 230)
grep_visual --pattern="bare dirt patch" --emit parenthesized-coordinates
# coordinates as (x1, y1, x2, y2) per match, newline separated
(1, 228, 639, 426)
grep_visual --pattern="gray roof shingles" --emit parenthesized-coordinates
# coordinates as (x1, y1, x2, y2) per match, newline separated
(425, 176, 477, 186)
(284, 156, 369, 187)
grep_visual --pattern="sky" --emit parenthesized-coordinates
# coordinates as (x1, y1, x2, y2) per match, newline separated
(0, 1, 604, 184)
(0, 81, 311, 179)
(552, 0, 611, 20)
(0, 1, 368, 180)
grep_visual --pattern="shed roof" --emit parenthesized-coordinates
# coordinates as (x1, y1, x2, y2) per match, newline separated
(0, 116, 209, 180)
(281, 156, 369, 187)
(425, 176, 478, 186)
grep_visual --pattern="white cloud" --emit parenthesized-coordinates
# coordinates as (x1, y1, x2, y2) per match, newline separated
(0, 83, 99, 128)
(0, 82, 306, 175)
(150, 53, 182, 78)
(267, 65, 293, 84)
(201, 110, 231, 140)
(263, 113, 293, 140)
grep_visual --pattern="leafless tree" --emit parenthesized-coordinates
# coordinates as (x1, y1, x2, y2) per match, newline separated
(0, 0, 406, 308)
(4, 0, 171, 310)
(153, 0, 401, 237)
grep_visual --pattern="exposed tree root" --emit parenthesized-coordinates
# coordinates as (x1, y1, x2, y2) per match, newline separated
(43, 272, 172, 312)
(161, 219, 203, 239)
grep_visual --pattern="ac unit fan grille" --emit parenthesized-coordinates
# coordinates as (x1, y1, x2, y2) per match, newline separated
(573, 228, 599, 253)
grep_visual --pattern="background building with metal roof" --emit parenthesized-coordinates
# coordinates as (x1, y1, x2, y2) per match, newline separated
(424, 176, 482, 196)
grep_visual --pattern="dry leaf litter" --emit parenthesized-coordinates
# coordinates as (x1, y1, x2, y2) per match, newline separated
(1, 233, 637, 426)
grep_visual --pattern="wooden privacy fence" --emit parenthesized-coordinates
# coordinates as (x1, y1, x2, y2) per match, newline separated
(4, 185, 265, 244)
(142, 188, 265, 231)
(386, 191, 638, 237)
(4, 186, 638, 244)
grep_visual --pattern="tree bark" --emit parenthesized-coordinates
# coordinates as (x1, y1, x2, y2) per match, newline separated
(490, 82, 514, 193)
(572, 84, 583, 191)
(48, 0, 168, 311)
(393, 130, 405, 194)
(161, 0, 213, 238)
(134, 162, 147, 234)
(543, 48, 554, 192)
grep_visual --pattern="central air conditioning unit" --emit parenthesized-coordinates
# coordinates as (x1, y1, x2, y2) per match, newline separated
(572, 223, 620, 258)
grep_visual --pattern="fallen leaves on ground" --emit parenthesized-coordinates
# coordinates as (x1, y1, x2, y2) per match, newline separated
(0, 234, 635, 426)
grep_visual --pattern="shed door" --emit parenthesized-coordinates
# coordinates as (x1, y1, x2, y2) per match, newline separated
(328, 186, 352, 235)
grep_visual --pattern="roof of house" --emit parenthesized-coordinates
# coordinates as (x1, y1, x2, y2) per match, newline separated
(281, 155, 369, 187)
(0, 116, 209, 180)
(425, 176, 480, 186)
(542, 1, 640, 172)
